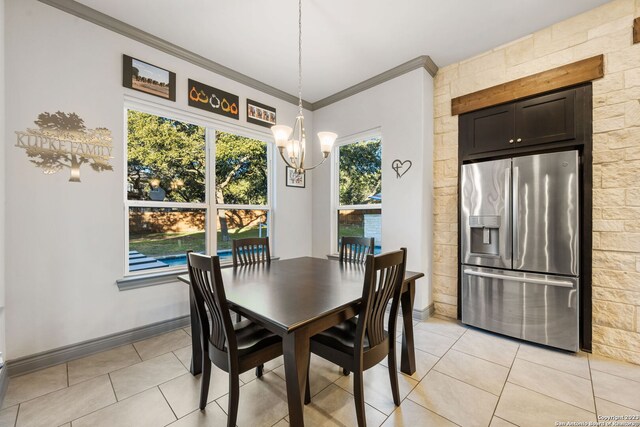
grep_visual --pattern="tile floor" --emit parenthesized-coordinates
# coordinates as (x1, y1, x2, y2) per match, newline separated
(1, 316, 640, 427)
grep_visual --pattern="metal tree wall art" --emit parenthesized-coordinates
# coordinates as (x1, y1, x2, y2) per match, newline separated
(15, 111, 114, 182)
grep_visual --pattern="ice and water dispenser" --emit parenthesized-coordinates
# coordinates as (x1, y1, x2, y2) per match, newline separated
(468, 215, 501, 256)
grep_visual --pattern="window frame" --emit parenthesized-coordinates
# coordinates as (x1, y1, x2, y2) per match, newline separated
(123, 96, 273, 277)
(331, 128, 382, 254)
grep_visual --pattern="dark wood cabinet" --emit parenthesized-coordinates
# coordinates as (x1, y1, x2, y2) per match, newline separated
(459, 86, 586, 159)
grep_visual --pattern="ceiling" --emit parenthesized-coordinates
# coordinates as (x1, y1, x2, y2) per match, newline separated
(75, 0, 611, 103)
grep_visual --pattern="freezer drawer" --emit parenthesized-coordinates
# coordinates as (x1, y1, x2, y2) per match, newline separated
(461, 266, 578, 351)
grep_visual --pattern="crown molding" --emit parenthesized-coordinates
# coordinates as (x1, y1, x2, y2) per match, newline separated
(310, 55, 438, 110)
(37, 0, 438, 111)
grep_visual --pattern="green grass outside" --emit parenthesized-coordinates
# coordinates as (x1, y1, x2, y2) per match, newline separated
(130, 225, 267, 257)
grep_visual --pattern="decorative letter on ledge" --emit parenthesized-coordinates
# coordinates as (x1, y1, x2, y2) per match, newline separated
(634, 17, 639, 44)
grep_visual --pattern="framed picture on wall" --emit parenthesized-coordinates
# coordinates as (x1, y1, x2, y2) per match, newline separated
(285, 166, 305, 188)
(122, 55, 176, 101)
(247, 99, 276, 128)
(188, 79, 239, 120)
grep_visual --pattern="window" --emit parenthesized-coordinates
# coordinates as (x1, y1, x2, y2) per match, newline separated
(125, 108, 271, 274)
(214, 131, 270, 258)
(335, 136, 382, 253)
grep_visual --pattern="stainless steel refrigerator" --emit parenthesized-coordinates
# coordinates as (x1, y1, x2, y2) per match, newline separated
(460, 150, 579, 351)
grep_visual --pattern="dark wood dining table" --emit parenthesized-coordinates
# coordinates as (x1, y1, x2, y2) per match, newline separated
(178, 256, 424, 427)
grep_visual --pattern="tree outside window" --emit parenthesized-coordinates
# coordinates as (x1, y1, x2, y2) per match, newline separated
(336, 137, 382, 253)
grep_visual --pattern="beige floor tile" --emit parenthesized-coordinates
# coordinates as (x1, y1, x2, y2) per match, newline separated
(381, 398, 457, 427)
(333, 363, 418, 415)
(216, 372, 288, 427)
(133, 329, 193, 360)
(273, 354, 342, 398)
(379, 346, 440, 381)
(517, 344, 590, 379)
(110, 352, 187, 400)
(174, 345, 194, 371)
(590, 354, 640, 383)
(184, 327, 192, 336)
(416, 317, 467, 339)
(407, 370, 498, 427)
(239, 356, 284, 384)
(301, 384, 387, 427)
(508, 358, 594, 411)
(592, 370, 640, 411)
(2, 364, 67, 409)
(72, 387, 176, 427)
(68, 345, 142, 385)
(0, 405, 18, 427)
(596, 398, 640, 417)
(495, 383, 596, 427)
(401, 328, 457, 357)
(434, 349, 508, 395)
(166, 404, 229, 427)
(490, 416, 517, 427)
(452, 329, 519, 367)
(15, 375, 115, 427)
(272, 420, 289, 427)
(160, 368, 231, 418)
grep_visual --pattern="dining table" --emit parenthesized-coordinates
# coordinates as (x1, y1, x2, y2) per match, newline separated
(178, 256, 424, 427)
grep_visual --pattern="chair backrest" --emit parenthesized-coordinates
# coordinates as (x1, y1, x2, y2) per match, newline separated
(232, 237, 271, 267)
(355, 248, 407, 351)
(187, 252, 237, 354)
(339, 236, 375, 264)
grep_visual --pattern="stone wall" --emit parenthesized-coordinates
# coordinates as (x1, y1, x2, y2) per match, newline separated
(433, 0, 640, 364)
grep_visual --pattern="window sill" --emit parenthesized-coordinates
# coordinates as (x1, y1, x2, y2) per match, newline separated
(116, 257, 280, 291)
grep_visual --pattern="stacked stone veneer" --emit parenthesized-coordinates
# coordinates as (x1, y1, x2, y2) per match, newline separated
(433, 0, 640, 364)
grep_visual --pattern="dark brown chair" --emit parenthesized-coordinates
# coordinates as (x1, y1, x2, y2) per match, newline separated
(231, 236, 271, 326)
(306, 248, 407, 427)
(232, 237, 271, 267)
(187, 252, 282, 427)
(340, 236, 375, 263)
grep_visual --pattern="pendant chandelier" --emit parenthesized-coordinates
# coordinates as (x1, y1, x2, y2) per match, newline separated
(271, 0, 337, 173)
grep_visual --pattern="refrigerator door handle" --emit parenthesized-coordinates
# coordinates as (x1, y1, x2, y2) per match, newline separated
(462, 268, 575, 288)
(503, 167, 511, 266)
(512, 166, 520, 267)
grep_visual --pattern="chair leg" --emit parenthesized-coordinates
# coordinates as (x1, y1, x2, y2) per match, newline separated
(227, 371, 240, 427)
(387, 346, 401, 406)
(342, 367, 350, 376)
(199, 359, 211, 410)
(353, 370, 367, 427)
(255, 364, 264, 378)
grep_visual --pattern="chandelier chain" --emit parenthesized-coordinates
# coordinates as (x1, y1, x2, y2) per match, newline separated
(298, 0, 303, 115)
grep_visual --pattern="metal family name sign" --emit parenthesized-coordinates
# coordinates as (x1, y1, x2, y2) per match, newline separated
(15, 111, 114, 182)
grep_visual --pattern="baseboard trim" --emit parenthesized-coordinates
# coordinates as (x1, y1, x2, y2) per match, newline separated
(413, 304, 435, 321)
(0, 367, 8, 409)
(6, 315, 191, 378)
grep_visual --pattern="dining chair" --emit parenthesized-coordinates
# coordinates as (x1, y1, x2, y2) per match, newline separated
(339, 236, 375, 263)
(306, 248, 407, 427)
(232, 236, 271, 267)
(187, 252, 283, 427)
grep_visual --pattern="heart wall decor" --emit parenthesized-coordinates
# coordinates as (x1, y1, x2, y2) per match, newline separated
(391, 159, 412, 179)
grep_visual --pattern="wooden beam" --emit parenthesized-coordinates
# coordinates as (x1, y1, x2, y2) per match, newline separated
(451, 55, 604, 116)
(634, 17, 640, 44)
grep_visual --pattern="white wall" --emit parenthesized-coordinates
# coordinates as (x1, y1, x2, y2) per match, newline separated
(311, 68, 434, 313)
(0, 0, 7, 364)
(4, 0, 313, 359)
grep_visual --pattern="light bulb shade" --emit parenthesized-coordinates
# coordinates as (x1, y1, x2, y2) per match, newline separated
(318, 132, 338, 154)
(271, 125, 293, 148)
